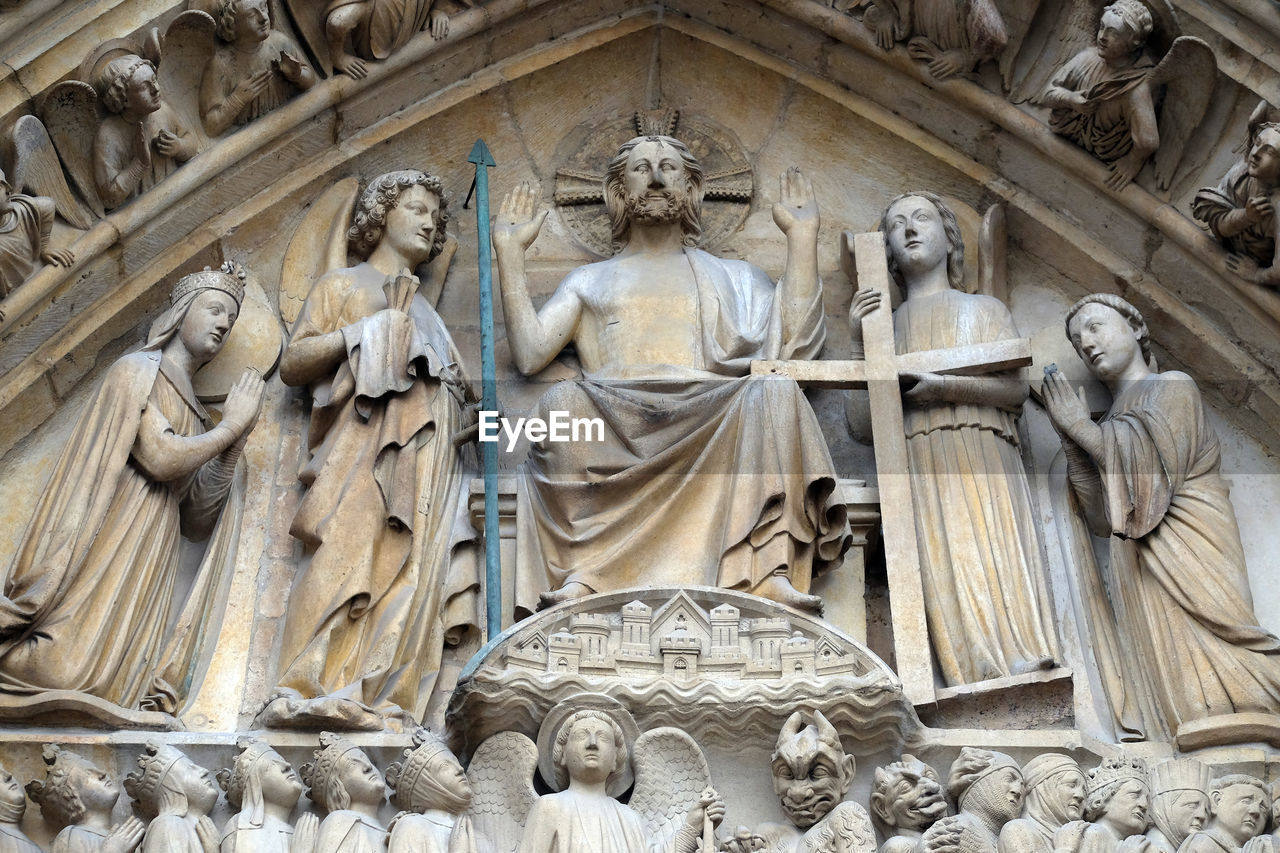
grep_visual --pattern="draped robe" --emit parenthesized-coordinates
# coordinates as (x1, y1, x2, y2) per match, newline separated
(1046, 48, 1156, 163)
(0, 351, 237, 709)
(515, 248, 849, 611)
(896, 289, 1058, 685)
(1079, 374, 1280, 729)
(276, 264, 478, 719)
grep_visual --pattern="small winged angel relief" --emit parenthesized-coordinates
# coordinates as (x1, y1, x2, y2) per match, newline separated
(31, 18, 211, 216)
(464, 699, 725, 853)
(1009, 0, 1216, 191)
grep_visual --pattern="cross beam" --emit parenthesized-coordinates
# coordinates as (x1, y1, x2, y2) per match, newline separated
(751, 232, 1033, 705)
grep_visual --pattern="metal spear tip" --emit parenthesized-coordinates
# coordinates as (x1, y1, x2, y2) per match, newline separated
(467, 138, 497, 167)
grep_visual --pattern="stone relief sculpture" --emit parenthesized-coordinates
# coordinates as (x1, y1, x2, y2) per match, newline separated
(857, 0, 1007, 80)
(0, 263, 264, 715)
(265, 169, 478, 730)
(1055, 755, 1149, 853)
(869, 755, 947, 853)
(27, 744, 146, 853)
(0, 766, 40, 853)
(998, 755, 1085, 853)
(35, 26, 210, 215)
(217, 738, 318, 853)
(384, 728, 474, 853)
(284, 0, 461, 78)
(1242, 786, 1279, 853)
(1043, 294, 1280, 735)
(517, 700, 724, 853)
(125, 742, 222, 853)
(1180, 776, 1268, 853)
(200, 0, 317, 137)
(729, 710, 875, 853)
(90, 53, 200, 209)
(1193, 117, 1280, 287)
(1144, 759, 1210, 853)
(0, 169, 75, 298)
(301, 733, 388, 853)
(848, 191, 1057, 685)
(919, 749, 1023, 853)
(493, 136, 849, 614)
(1024, 0, 1216, 190)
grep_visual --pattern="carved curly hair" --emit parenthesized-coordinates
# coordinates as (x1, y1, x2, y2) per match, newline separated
(551, 710, 628, 791)
(100, 55, 155, 114)
(1064, 293, 1152, 367)
(348, 169, 449, 261)
(603, 135, 704, 253)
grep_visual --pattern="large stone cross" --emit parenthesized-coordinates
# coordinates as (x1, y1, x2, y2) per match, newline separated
(752, 232, 1032, 705)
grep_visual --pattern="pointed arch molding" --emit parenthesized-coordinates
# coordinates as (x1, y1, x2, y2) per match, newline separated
(3, 0, 1280, 451)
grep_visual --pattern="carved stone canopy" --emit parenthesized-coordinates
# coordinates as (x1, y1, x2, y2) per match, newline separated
(446, 587, 920, 760)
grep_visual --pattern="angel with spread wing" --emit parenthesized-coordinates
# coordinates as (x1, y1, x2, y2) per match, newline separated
(31, 23, 212, 217)
(0, 166, 75, 297)
(1030, 0, 1216, 191)
(464, 699, 725, 853)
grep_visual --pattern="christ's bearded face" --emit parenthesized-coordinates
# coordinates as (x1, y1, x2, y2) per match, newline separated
(622, 139, 690, 226)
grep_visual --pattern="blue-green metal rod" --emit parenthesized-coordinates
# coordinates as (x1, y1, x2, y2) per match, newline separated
(467, 139, 501, 640)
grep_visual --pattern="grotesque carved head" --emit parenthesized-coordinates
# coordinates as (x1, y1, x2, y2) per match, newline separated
(348, 170, 449, 262)
(1209, 775, 1269, 845)
(947, 748, 1024, 827)
(879, 191, 964, 291)
(27, 745, 120, 829)
(1022, 754, 1086, 829)
(386, 728, 473, 815)
(551, 710, 629, 792)
(870, 754, 948, 839)
(604, 135, 705, 252)
(771, 710, 855, 829)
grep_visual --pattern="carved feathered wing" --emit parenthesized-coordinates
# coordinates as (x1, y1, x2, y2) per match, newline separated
(158, 11, 215, 151)
(10, 115, 96, 229)
(38, 81, 104, 218)
(285, 0, 333, 76)
(465, 731, 538, 853)
(630, 728, 713, 852)
(1149, 36, 1217, 191)
(280, 176, 359, 328)
(1007, 0, 1095, 104)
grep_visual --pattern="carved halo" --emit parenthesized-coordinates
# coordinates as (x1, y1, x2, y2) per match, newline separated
(535, 693, 640, 797)
(552, 109, 754, 257)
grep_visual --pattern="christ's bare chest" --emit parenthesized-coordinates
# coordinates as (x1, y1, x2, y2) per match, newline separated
(577, 254, 702, 371)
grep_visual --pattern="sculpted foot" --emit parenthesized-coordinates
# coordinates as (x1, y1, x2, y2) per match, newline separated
(751, 576, 823, 614)
(538, 581, 594, 610)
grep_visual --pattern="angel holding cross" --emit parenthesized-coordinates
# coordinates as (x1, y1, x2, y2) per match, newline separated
(848, 191, 1058, 687)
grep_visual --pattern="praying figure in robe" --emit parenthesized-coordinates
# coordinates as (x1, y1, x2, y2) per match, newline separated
(998, 755, 1085, 853)
(0, 264, 264, 712)
(1145, 759, 1210, 853)
(1193, 122, 1280, 287)
(273, 169, 478, 726)
(385, 728, 474, 853)
(200, 0, 316, 137)
(493, 135, 850, 614)
(27, 744, 146, 853)
(302, 734, 389, 853)
(1044, 293, 1280, 733)
(218, 738, 318, 853)
(125, 742, 222, 853)
(0, 766, 40, 853)
(849, 191, 1057, 685)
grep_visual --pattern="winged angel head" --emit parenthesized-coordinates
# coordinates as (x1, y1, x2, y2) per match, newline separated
(463, 695, 723, 853)
(1009, 0, 1217, 191)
